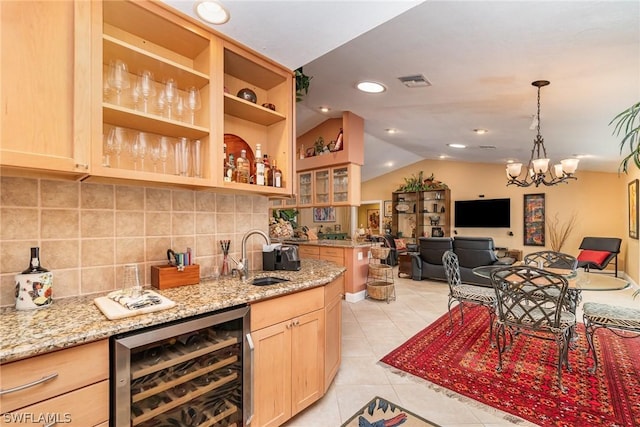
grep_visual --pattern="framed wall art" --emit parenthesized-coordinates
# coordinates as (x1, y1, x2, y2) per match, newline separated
(629, 179, 638, 239)
(367, 209, 380, 231)
(523, 193, 545, 246)
(313, 207, 335, 222)
(383, 200, 393, 217)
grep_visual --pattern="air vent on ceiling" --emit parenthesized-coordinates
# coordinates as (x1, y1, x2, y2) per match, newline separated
(397, 74, 432, 88)
(479, 145, 496, 149)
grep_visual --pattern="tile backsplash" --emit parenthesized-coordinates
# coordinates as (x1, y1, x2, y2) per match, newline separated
(0, 177, 269, 307)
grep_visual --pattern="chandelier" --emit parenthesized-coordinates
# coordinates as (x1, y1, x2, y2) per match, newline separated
(506, 80, 579, 187)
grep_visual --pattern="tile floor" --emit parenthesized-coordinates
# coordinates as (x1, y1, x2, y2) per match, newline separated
(283, 268, 638, 427)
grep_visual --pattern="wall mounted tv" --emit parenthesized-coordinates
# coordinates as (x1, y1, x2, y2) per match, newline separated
(454, 198, 511, 228)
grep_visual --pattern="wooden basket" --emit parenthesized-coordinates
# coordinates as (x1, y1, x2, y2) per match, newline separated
(368, 263, 392, 281)
(370, 246, 390, 260)
(367, 281, 394, 301)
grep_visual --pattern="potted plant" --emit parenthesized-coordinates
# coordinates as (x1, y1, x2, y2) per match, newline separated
(610, 101, 640, 173)
(295, 67, 312, 102)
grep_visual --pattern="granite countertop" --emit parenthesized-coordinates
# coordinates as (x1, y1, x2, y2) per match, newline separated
(286, 239, 377, 248)
(0, 259, 345, 364)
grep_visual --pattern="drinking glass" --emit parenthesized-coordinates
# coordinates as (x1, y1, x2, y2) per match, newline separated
(135, 70, 156, 113)
(174, 95, 186, 122)
(102, 132, 114, 167)
(122, 264, 142, 298)
(108, 126, 126, 168)
(136, 132, 149, 171)
(130, 137, 140, 170)
(186, 86, 201, 125)
(163, 78, 178, 119)
(159, 136, 169, 174)
(192, 139, 202, 178)
(150, 141, 161, 173)
(107, 59, 130, 105)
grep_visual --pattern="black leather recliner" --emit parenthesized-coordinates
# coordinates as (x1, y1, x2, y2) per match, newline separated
(411, 236, 514, 286)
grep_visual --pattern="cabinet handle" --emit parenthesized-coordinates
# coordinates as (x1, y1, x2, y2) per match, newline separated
(246, 333, 255, 425)
(293, 320, 300, 327)
(0, 372, 58, 396)
(74, 163, 89, 170)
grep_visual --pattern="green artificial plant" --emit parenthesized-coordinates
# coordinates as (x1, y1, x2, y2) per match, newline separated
(610, 101, 640, 173)
(397, 172, 448, 192)
(295, 67, 312, 102)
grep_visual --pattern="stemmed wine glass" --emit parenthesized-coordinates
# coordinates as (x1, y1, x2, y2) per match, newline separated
(103, 132, 114, 167)
(134, 70, 156, 113)
(163, 78, 178, 119)
(107, 59, 130, 106)
(174, 95, 186, 122)
(186, 87, 201, 125)
(150, 141, 161, 173)
(159, 136, 169, 174)
(135, 132, 149, 171)
(108, 126, 126, 168)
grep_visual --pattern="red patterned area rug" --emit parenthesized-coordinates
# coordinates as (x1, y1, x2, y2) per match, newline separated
(380, 306, 640, 427)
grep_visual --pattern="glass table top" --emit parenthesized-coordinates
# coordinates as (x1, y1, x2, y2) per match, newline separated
(472, 265, 629, 292)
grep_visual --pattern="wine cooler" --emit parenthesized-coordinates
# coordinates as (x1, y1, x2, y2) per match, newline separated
(110, 305, 252, 427)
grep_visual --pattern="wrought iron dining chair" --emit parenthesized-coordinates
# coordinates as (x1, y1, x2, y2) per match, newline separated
(442, 250, 496, 342)
(523, 250, 578, 270)
(489, 265, 576, 392)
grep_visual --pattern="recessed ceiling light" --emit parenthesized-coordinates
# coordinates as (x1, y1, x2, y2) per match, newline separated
(507, 159, 515, 164)
(356, 81, 386, 93)
(447, 143, 466, 149)
(385, 161, 394, 167)
(474, 128, 488, 135)
(194, 0, 230, 25)
(319, 106, 330, 113)
(385, 128, 397, 134)
(439, 155, 447, 159)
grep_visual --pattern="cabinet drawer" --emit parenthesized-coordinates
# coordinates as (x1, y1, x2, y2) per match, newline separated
(298, 246, 320, 259)
(251, 287, 323, 331)
(0, 380, 109, 427)
(320, 247, 343, 259)
(0, 340, 108, 413)
(324, 275, 344, 302)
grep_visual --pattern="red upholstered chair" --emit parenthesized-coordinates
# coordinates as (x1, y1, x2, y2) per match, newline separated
(576, 237, 622, 277)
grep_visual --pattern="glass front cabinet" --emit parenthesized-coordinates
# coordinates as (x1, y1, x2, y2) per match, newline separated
(296, 164, 360, 207)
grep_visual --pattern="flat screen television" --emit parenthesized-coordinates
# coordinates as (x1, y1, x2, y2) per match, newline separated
(454, 198, 510, 228)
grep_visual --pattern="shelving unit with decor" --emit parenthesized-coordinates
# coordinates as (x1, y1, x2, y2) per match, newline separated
(392, 188, 451, 240)
(366, 246, 395, 303)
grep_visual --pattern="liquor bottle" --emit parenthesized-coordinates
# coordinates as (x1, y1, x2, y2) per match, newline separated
(272, 159, 282, 188)
(223, 142, 227, 170)
(224, 154, 236, 182)
(16, 247, 53, 310)
(23, 247, 48, 274)
(263, 154, 271, 186)
(254, 144, 265, 186)
(235, 149, 250, 183)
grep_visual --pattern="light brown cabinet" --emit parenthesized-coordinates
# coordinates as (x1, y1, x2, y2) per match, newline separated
(296, 164, 361, 207)
(0, 0, 92, 177)
(250, 277, 343, 427)
(0, 340, 109, 426)
(2, 0, 295, 196)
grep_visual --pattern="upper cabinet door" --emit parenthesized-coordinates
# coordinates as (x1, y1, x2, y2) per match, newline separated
(1, 1, 92, 176)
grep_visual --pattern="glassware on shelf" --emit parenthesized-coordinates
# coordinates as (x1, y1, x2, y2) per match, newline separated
(107, 59, 131, 106)
(135, 132, 150, 171)
(108, 126, 127, 168)
(134, 70, 156, 113)
(163, 78, 178, 119)
(159, 137, 169, 174)
(150, 141, 161, 173)
(174, 95, 186, 122)
(186, 86, 201, 125)
(192, 139, 202, 178)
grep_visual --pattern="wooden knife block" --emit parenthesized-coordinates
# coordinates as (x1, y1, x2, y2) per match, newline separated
(151, 264, 200, 289)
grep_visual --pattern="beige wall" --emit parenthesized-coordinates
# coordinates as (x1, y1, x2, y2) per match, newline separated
(626, 168, 640, 285)
(362, 159, 637, 284)
(0, 177, 269, 307)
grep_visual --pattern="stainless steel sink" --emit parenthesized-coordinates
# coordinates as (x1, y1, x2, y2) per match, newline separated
(251, 277, 289, 286)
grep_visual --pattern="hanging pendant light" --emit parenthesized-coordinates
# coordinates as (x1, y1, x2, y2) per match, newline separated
(506, 80, 579, 187)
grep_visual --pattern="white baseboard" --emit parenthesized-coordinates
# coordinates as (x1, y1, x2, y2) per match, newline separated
(345, 290, 366, 303)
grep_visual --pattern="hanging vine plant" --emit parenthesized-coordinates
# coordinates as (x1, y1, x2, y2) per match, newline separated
(295, 67, 312, 102)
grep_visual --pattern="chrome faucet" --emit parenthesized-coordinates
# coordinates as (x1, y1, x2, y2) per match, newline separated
(239, 229, 271, 282)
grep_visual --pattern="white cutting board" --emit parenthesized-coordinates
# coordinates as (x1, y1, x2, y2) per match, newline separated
(94, 290, 176, 320)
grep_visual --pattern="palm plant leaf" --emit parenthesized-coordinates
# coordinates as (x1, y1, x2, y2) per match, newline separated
(610, 101, 640, 173)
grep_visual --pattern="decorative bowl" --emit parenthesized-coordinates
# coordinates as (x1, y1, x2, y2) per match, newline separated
(237, 88, 257, 103)
(395, 203, 410, 212)
(262, 103, 276, 111)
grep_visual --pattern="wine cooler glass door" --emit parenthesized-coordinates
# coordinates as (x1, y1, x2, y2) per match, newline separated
(112, 306, 250, 427)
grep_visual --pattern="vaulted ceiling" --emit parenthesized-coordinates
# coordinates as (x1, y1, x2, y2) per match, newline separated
(165, 1, 640, 181)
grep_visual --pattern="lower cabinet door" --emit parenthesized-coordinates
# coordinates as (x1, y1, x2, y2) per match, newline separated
(252, 322, 292, 427)
(290, 310, 324, 416)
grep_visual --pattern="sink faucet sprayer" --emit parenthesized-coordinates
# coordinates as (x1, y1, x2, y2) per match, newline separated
(237, 229, 271, 282)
